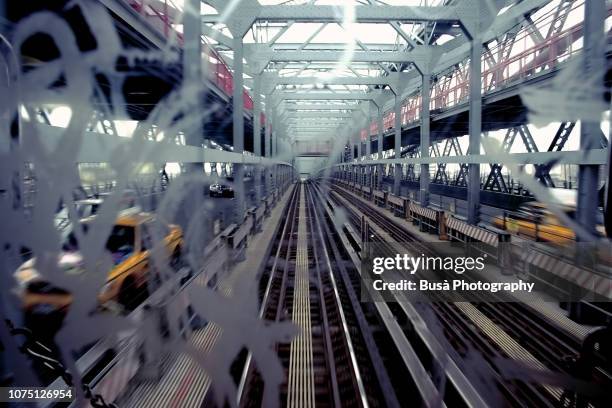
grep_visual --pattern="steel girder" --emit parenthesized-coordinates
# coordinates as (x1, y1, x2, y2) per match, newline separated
(203, 2, 473, 38)
(288, 125, 340, 130)
(32, 124, 292, 166)
(480, 123, 578, 193)
(335, 149, 608, 167)
(482, 128, 517, 192)
(282, 104, 364, 111)
(263, 43, 404, 51)
(535, 121, 576, 187)
(276, 91, 388, 102)
(284, 112, 354, 118)
(287, 118, 351, 123)
(432, 137, 463, 185)
(287, 121, 351, 127)
(262, 72, 412, 95)
(245, 45, 440, 75)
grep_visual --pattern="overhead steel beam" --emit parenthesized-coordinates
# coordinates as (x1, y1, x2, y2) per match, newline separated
(202, 4, 459, 24)
(277, 92, 383, 101)
(289, 126, 339, 130)
(287, 120, 351, 126)
(288, 121, 341, 126)
(271, 0, 543, 120)
(205, 0, 501, 45)
(259, 4, 459, 22)
(285, 112, 353, 118)
(290, 131, 333, 135)
(274, 76, 388, 85)
(265, 62, 385, 70)
(245, 45, 436, 65)
(269, 43, 404, 51)
(282, 104, 365, 111)
(287, 116, 351, 120)
(288, 124, 350, 129)
(289, 129, 339, 133)
(32, 124, 292, 165)
(290, 135, 333, 139)
(290, 128, 335, 133)
(284, 112, 354, 118)
(253, 49, 425, 64)
(201, 24, 233, 48)
(264, 72, 410, 94)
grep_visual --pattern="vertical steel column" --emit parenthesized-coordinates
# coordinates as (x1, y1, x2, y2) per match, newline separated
(253, 76, 262, 203)
(393, 94, 402, 195)
(182, 0, 203, 173)
(577, 0, 605, 235)
(606, 97, 612, 237)
(467, 36, 482, 225)
(264, 101, 272, 196)
(377, 105, 384, 189)
(366, 105, 372, 188)
(349, 136, 354, 183)
(272, 126, 278, 189)
(356, 132, 362, 185)
(420, 73, 431, 206)
(232, 36, 245, 223)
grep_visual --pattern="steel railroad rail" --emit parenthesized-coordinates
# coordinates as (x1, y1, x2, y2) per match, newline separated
(304, 181, 391, 408)
(326, 184, 557, 405)
(327, 182, 610, 408)
(240, 182, 376, 407)
(309, 181, 489, 407)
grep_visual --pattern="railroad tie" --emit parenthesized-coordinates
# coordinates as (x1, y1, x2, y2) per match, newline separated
(287, 185, 316, 408)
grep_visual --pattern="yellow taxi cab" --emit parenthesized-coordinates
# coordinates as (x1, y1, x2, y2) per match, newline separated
(493, 201, 576, 245)
(96, 211, 183, 308)
(15, 211, 183, 319)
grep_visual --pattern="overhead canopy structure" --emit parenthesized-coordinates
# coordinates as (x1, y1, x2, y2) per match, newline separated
(196, 0, 605, 231)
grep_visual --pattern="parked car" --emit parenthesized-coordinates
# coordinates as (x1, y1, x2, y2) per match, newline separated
(209, 183, 234, 198)
(14, 211, 183, 322)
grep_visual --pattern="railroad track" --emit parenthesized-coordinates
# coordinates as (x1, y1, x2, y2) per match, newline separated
(304, 182, 393, 408)
(325, 182, 611, 407)
(239, 182, 377, 407)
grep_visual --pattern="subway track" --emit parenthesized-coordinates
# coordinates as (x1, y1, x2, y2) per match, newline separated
(324, 181, 611, 408)
(239, 182, 384, 407)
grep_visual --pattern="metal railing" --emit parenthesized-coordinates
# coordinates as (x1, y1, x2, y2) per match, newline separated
(125, 1, 256, 112)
